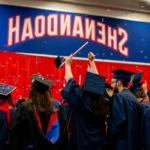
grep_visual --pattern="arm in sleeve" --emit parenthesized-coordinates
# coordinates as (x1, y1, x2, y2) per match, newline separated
(61, 78, 82, 107)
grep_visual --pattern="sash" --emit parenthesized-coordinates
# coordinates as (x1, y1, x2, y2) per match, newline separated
(34, 110, 60, 144)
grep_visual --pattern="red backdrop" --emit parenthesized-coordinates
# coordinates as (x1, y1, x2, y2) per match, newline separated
(0, 51, 149, 102)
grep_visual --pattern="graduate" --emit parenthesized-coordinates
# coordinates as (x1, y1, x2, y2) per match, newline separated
(142, 98, 150, 150)
(10, 74, 67, 150)
(107, 69, 143, 150)
(131, 72, 150, 150)
(0, 83, 16, 150)
(61, 52, 108, 150)
(130, 72, 148, 103)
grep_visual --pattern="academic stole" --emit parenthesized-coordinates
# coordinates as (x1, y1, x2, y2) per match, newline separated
(34, 110, 60, 144)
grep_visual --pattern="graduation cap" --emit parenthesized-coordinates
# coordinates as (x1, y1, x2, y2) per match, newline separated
(112, 69, 134, 82)
(54, 56, 65, 68)
(83, 72, 105, 95)
(130, 72, 143, 94)
(54, 41, 89, 68)
(32, 74, 53, 87)
(132, 72, 143, 84)
(32, 74, 53, 92)
(0, 83, 16, 100)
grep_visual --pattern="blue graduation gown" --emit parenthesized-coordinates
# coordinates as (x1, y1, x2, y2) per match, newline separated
(141, 102, 150, 150)
(61, 72, 106, 150)
(108, 89, 143, 150)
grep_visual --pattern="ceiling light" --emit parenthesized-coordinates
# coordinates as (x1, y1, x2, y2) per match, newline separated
(141, 0, 150, 4)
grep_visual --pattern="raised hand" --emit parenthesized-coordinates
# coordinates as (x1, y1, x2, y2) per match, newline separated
(88, 52, 95, 61)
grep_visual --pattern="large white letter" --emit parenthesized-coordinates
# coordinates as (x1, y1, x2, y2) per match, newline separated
(72, 16, 84, 38)
(21, 18, 34, 41)
(35, 15, 45, 37)
(97, 22, 106, 45)
(47, 14, 58, 36)
(108, 26, 117, 50)
(8, 16, 20, 46)
(85, 18, 96, 41)
(60, 14, 71, 36)
(118, 27, 128, 56)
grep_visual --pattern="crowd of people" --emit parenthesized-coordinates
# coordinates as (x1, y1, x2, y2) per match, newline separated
(0, 52, 150, 150)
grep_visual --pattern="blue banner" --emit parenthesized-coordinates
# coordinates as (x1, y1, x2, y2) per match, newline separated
(0, 4, 149, 63)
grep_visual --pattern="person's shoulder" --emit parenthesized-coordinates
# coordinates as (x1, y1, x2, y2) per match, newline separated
(113, 92, 123, 99)
(119, 90, 136, 99)
(112, 93, 124, 104)
(117, 90, 140, 107)
(113, 90, 133, 102)
(17, 100, 34, 111)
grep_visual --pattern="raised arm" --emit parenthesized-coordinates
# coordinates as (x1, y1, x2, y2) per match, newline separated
(87, 52, 99, 75)
(65, 55, 73, 82)
(62, 55, 81, 106)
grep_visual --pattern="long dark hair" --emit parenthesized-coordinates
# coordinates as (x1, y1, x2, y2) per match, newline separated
(90, 92, 108, 135)
(29, 81, 53, 113)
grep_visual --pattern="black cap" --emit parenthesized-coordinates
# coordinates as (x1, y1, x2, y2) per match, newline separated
(54, 56, 65, 68)
(83, 72, 105, 95)
(132, 72, 143, 83)
(32, 74, 53, 93)
(32, 74, 53, 87)
(130, 72, 143, 94)
(112, 69, 134, 82)
(0, 83, 16, 96)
